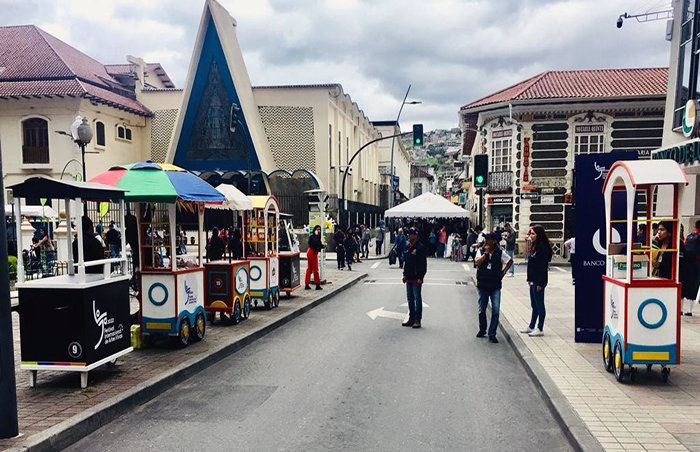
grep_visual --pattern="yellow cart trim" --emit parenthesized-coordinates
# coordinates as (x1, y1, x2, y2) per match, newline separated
(250, 291, 264, 297)
(632, 351, 669, 361)
(146, 322, 172, 330)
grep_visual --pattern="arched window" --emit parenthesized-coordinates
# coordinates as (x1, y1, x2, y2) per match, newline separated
(22, 117, 49, 164)
(95, 121, 105, 147)
(116, 125, 132, 142)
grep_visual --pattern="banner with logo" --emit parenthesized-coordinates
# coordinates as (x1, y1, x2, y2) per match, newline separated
(574, 151, 638, 343)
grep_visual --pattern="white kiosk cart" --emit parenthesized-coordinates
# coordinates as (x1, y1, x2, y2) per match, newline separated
(10, 177, 132, 388)
(601, 160, 688, 383)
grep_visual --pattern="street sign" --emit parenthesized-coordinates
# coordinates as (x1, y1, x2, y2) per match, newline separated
(541, 195, 555, 205)
(521, 193, 538, 200)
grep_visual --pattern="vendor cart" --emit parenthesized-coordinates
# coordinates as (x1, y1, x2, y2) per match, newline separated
(245, 196, 281, 309)
(91, 162, 225, 347)
(601, 160, 688, 383)
(204, 184, 253, 324)
(278, 213, 301, 298)
(10, 177, 132, 389)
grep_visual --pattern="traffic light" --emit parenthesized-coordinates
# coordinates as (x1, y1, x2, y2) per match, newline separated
(412, 124, 423, 146)
(229, 102, 241, 132)
(473, 154, 488, 188)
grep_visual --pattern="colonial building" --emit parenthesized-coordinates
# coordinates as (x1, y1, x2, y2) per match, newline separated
(651, 0, 700, 230)
(371, 120, 412, 208)
(410, 163, 436, 198)
(459, 68, 667, 255)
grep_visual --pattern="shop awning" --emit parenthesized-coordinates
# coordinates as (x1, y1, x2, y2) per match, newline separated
(385, 192, 470, 218)
(8, 176, 126, 201)
(207, 184, 253, 211)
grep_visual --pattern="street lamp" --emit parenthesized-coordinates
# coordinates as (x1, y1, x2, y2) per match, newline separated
(71, 117, 93, 183)
(389, 85, 421, 208)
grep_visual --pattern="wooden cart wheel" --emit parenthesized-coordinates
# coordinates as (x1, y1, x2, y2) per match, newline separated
(177, 317, 191, 348)
(273, 290, 280, 308)
(602, 334, 613, 373)
(232, 300, 242, 325)
(192, 312, 206, 342)
(613, 342, 625, 382)
(243, 295, 251, 319)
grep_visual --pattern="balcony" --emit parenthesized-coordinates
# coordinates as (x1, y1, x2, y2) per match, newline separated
(487, 171, 513, 193)
(22, 146, 50, 165)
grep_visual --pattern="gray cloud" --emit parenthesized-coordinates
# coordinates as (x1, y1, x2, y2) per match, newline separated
(0, 0, 672, 129)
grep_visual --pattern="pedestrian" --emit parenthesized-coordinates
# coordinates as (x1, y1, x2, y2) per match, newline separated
(333, 225, 346, 270)
(105, 221, 121, 258)
(361, 224, 371, 259)
(375, 223, 385, 256)
(437, 225, 447, 258)
(305, 225, 324, 290)
(504, 223, 516, 277)
(652, 221, 674, 279)
(229, 227, 243, 260)
(475, 232, 513, 343)
(470, 225, 484, 259)
(564, 236, 575, 285)
(428, 227, 437, 257)
(72, 216, 105, 275)
(353, 226, 363, 263)
(637, 224, 647, 246)
(684, 220, 700, 315)
(402, 227, 427, 329)
(343, 227, 356, 271)
(520, 225, 552, 337)
(394, 228, 408, 268)
(207, 227, 225, 261)
(32, 227, 56, 275)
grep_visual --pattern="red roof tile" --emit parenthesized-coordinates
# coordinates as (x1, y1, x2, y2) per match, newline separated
(0, 25, 151, 116)
(461, 68, 669, 110)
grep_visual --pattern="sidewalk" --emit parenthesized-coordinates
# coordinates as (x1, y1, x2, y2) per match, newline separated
(497, 270, 700, 452)
(1, 264, 365, 452)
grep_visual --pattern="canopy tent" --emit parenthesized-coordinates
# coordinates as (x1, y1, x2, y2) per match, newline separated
(207, 184, 253, 210)
(5, 204, 59, 219)
(384, 192, 470, 218)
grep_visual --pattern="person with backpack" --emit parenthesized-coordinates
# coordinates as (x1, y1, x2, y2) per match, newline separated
(683, 220, 700, 315)
(375, 224, 385, 256)
(333, 225, 346, 270)
(343, 227, 356, 271)
(393, 228, 408, 268)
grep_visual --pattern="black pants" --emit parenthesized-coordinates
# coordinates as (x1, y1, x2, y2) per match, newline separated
(336, 246, 345, 269)
(361, 241, 369, 258)
(376, 241, 383, 256)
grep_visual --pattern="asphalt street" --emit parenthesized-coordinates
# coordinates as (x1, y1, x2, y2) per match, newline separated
(65, 258, 571, 452)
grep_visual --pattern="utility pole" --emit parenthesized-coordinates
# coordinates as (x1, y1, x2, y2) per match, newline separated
(0, 138, 19, 439)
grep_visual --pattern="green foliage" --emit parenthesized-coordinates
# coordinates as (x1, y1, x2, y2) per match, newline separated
(8, 255, 17, 278)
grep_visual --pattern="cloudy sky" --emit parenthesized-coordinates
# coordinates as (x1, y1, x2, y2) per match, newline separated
(3, 0, 672, 130)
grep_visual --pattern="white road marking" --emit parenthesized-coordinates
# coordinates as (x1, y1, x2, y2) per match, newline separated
(400, 302, 430, 308)
(371, 261, 381, 269)
(366, 307, 408, 321)
(554, 266, 568, 273)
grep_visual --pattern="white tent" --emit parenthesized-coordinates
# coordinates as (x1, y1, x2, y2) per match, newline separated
(5, 204, 59, 219)
(207, 184, 253, 211)
(384, 192, 470, 218)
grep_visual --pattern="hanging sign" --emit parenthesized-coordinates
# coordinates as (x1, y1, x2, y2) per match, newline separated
(682, 99, 700, 138)
(521, 193, 538, 200)
(523, 137, 530, 182)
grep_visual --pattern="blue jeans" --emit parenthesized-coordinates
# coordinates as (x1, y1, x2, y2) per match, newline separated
(110, 244, 121, 258)
(396, 248, 405, 267)
(436, 243, 445, 258)
(478, 288, 501, 337)
(528, 283, 547, 330)
(406, 282, 423, 322)
(506, 249, 514, 275)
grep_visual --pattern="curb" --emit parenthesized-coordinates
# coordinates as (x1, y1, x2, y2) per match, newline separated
(7, 273, 367, 452)
(469, 276, 603, 452)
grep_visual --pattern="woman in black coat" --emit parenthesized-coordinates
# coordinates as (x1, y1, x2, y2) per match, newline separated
(521, 225, 552, 337)
(207, 227, 225, 261)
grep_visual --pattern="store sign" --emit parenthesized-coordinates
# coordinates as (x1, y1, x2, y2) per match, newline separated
(652, 138, 700, 165)
(683, 99, 699, 138)
(540, 195, 555, 205)
(521, 192, 538, 200)
(492, 129, 513, 139)
(575, 124, 604, 134)
(522, 185, 536, 191)
(523, 137, 530, 182)
(488, 196, 513, 204)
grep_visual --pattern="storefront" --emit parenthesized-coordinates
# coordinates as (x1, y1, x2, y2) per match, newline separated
(487, 196, 513, 230)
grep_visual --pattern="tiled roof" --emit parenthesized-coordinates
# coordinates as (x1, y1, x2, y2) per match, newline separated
(461, 68, 668, 111)
(0, 25, 151, 116)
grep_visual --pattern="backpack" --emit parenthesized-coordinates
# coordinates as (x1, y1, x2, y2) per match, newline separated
(686, 232, 700, 260)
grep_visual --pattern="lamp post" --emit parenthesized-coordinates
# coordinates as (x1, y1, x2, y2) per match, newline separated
(389, 85, 421, 208)
(73, 118, 93, 215)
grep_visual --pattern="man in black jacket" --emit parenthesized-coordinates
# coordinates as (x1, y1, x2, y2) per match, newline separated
(402, 228, 427, 329)
(475, 232, 512, 343)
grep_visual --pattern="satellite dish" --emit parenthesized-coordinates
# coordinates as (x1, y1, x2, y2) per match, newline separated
(70, 116, 82, 141)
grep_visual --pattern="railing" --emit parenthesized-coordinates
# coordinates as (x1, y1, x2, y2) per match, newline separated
(487, 171, 513, 193)
(22, 146, 49, 164)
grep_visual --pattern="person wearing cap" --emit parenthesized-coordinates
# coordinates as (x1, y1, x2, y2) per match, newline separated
(475, 231, 512, 343)
(402, 227, 427, 329)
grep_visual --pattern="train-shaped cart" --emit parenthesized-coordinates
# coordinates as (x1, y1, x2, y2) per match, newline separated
(245, 196, 280, 309)
(601, 160, 688, 383)
(204, 184, 253, 324)
(91, 162, 225, 347)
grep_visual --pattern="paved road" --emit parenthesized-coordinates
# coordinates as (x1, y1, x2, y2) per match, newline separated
(66, 259, 571, 452)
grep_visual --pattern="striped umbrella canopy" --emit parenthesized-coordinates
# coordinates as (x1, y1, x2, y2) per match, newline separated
(90, 161, 225, 204)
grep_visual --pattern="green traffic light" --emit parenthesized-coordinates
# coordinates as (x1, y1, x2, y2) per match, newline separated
(476, 175, 484, 183)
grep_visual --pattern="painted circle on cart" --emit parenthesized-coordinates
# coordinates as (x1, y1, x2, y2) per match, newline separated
(148, 282, 169, 306)
(68, 341, 83, 358)
(638, 298, 667, 329)
(250, 266, 262, 282)
(235, 267, 249, 294)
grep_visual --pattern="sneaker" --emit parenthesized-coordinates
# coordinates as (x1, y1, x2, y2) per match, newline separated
(520, 327, 533, 334)
(476, 330, 486, 338)
(528, 328, 544, 337)
(507, 274, 514, 278)
(685, 312, 693, 317)
(489, 336, 498, 343)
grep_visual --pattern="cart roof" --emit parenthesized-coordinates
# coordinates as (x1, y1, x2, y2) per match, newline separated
(207, 184, 253, 211)
(603, 160, 688, 191)
(9, 176, 126, 201)
(249, 195, 279, 210)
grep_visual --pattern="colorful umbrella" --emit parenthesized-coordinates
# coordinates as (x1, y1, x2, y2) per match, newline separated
(90, 161, 225, 203)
